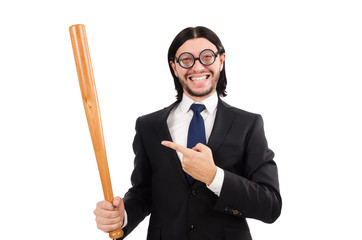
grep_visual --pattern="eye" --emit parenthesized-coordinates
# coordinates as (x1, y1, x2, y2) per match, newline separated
(181, 57, 192, 63)
(179, 53, 194, 66)
(202, 54, 213, 63)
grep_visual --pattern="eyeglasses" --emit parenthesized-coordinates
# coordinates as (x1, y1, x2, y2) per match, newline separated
(173, 49, 220, 69)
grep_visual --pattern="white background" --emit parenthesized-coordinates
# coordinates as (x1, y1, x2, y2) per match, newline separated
(1, 0, 361, 239)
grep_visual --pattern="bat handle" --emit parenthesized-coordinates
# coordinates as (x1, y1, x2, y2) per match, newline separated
(107, 197, 124, 238)
(104, 197, 123, 238)
(105, 197, 123, 239)
(109, 228, 123, 239)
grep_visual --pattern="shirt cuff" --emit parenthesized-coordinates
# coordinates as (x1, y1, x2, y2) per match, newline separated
(206, 167, 224, 197)
(122, 208, 128, 229)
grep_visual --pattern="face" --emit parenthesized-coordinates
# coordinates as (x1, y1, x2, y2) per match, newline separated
(170, 38, 225, 102)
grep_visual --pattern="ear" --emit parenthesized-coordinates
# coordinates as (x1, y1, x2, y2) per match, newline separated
(219, 53, 225, 72)
(170, 61, 179, 78)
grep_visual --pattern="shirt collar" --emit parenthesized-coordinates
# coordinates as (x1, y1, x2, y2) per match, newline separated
(179, 92, 218, 115)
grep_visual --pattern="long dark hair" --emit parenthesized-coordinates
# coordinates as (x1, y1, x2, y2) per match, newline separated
(168, 26, 227, 102)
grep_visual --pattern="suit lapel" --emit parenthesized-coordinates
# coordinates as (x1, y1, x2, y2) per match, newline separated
(155, 102, 177, 143)
(194, 99, 237, 190)
(207, 99, 237, 155)
(154, 102, 191, 186)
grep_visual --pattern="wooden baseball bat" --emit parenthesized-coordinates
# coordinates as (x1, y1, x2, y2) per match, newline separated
(69, 24, 123, 239)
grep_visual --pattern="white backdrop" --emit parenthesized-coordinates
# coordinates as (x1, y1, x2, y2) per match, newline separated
(1, 0, 361, 239)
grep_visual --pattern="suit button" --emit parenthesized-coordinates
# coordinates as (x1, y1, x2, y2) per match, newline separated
(190, 190, 196, 197)
(190, 225, 197, 232)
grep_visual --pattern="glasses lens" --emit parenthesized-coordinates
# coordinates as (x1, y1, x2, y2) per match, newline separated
(200, 50, 216, 66)
(179, 53, 194, 68)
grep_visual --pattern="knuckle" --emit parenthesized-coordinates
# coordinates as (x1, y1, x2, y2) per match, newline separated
(181, 161, 188, 169)
(97, 202, 104, 210)
(182, 165, 189, 172)
(96, 201, 104, 207)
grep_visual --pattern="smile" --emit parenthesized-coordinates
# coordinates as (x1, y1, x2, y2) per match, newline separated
(189, 75, 210, 82)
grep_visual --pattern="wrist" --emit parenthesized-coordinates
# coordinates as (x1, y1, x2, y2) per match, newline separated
(207, 166, 217, 186)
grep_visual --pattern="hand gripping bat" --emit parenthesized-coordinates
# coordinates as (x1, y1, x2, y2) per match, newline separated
(69, 24, 124, 239)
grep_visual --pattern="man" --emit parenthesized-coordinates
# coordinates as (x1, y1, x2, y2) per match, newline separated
(94, 26, 282, 240)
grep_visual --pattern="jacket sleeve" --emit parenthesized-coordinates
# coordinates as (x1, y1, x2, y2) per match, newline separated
(214, 114, 282, 223)
(121, 117, 152, 238)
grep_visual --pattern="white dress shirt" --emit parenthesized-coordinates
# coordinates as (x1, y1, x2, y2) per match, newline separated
(167, 93, 224, 196)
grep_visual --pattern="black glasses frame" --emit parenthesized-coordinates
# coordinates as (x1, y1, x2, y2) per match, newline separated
(173, 49, 220, 69)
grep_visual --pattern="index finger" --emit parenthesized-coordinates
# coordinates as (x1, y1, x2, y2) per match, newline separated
(97, 200, 115, 211)
(161, 140, 192, 155)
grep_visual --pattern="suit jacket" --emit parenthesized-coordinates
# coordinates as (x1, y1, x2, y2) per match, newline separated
(121, 99, 282, 240)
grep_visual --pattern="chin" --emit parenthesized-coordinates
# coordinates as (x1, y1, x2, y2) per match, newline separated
(186, 86, 215, 98)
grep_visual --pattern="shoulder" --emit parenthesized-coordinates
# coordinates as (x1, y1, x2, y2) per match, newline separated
(217, 99, 266, 133)
(136, 101, 178, 126)
(217, 100, 268, 143)
(219, 99, 260, 119)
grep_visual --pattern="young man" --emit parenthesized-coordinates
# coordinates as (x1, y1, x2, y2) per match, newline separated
(94, 26, 282, 240)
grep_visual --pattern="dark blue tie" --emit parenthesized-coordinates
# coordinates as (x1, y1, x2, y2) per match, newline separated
(186, 104, 206, 183)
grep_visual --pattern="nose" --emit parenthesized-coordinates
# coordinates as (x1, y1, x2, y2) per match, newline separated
(190, 58, 205, 71)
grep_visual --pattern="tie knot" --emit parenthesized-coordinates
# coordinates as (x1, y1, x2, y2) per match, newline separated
(190, 104, 206, 113)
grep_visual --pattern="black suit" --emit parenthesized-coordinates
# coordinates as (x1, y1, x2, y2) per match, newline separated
(121, 99, 281, 240)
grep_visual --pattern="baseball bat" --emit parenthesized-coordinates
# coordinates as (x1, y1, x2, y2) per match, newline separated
(69, 24, 123, 239)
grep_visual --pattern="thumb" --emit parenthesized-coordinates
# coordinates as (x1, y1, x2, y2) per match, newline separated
(192, 143, 208, 152)
(112, 196, 122, 207)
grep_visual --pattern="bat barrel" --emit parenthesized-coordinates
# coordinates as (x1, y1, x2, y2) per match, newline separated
(69, 24, 123, 239)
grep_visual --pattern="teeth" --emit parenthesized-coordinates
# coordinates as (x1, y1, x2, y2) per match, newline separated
(190, 76, 207, 82)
